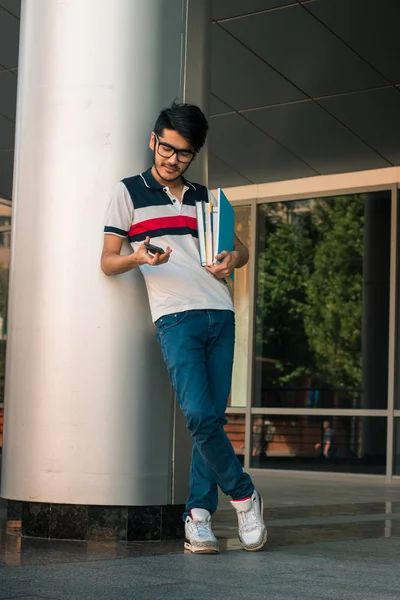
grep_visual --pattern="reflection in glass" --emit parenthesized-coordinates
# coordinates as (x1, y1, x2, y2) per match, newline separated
(251, 415, 387, 474)
(254, 192, 391, 411)
(224, 414, 245, 465)
(230, 206, 251, 408)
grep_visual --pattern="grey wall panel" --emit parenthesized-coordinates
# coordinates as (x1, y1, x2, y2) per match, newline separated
(245, 100, 390, 174)
(320, 88, 400, 166)
(0, 70, 17, 120)
(209, 152, 252, 188)
(0, 6, 19, 68)
(0, 114, 14, 150)
(211, 23, 305, 110)
(209, 113, 316, 182)
(212, 0, 292, 21)
(223, 5, 387, 97)
(0, 149, 13, 198)
(210, 94, 232, 116)
(308, 0, 400, 84)
(0, 0, 21, 18)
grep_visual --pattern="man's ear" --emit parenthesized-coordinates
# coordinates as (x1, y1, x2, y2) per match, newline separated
(149, 132, 156, 152)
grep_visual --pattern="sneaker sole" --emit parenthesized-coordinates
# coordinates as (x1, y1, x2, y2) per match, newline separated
(240, 527, 268, 552)
(184, 541, 220, 554)
(240, 495, 268, 552)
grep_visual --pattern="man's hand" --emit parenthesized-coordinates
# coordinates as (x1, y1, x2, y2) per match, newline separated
(101, 234, 171, 276)
(205, 250, 240, 279)
(135, 236, 172, 267)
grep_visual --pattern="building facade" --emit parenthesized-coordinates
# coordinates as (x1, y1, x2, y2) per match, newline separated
(0, 0, 399, 540)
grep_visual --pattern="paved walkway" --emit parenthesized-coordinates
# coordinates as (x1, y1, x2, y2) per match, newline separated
(1, 471, 400, 599)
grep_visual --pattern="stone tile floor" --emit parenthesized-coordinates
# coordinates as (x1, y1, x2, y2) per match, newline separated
(1, 471, 400, 599)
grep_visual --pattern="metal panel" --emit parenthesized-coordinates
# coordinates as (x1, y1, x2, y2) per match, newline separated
(0, 114, 14, 150)
(208, 153, 252, 188)
(319, 88, 400, 166)
(172, 0, 212, 505)
(244, 100, 390, 174)
(209, 94, 232, 117)
(386, 185, 398, 477)
(0, 1, 21, 18)
(211, 23, 305, 110)
(249, 408, 389, 417)
(212, 0, 293, 21)
(222, 5, 387, 97)
(244, 200, 257, 469)
(0, 6, 19, 68)
(0, 149, 13, 198)
(307, 0, 400, 84)
(0, 70, 17, 121)
(209, 113, 316, 183)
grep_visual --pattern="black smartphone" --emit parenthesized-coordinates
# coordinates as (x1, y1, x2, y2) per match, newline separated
(144, 241, 165, 255)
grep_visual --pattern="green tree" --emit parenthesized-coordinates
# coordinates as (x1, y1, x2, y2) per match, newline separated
(304, 196, 364, 390)
(256, 203, 315, 385)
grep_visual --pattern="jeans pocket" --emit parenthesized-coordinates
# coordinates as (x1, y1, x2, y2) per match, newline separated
(155, 311, 188, 335)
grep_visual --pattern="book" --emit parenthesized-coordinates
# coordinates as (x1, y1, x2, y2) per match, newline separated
(205, 199, 214, 266)
(212, 188, 235, 259)
(196, 199, 207, 266)
(196, 189, 235, 279)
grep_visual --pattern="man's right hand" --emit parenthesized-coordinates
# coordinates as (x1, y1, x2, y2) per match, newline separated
(134, 236, 172, 267)
(101, 234, 171, 276)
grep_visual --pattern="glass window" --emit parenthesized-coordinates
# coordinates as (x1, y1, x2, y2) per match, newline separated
(230, 205, 251, 408)
(251, 414, 387, 474)
(224, 414, 245, 466)
(254, 192, 391, 410)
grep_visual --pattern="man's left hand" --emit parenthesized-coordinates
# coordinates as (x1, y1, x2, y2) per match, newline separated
(205, 250, 239, 279)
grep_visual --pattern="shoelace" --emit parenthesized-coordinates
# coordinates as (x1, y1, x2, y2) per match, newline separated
(238, 509, 258, 532)
(192, 520, 212, 538)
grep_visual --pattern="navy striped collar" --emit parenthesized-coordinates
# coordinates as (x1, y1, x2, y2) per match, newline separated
(140, 168, 197, 192)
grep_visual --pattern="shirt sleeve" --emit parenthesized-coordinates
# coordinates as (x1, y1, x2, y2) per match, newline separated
(104, 181, 134, 237)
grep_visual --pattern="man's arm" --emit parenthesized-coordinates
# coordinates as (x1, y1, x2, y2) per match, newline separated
(205, 234, 249, 279)
(101, 235, 171, 276)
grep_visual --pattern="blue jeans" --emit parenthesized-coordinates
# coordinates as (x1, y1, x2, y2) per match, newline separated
(155, 309, 254, 516)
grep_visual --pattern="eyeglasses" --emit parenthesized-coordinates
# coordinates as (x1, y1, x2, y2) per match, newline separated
(155, 135, 195, 164)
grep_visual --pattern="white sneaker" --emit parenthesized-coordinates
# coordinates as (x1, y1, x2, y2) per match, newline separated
(184, 509, 219, 554)
(230, 490, 268, 551)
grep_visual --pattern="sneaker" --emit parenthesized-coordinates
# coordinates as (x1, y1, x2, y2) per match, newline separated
(184, 508, 219, 554)
(230, 490, 267, 551)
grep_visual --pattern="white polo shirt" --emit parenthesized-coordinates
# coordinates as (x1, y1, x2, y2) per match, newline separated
(104, 169, 234, 323)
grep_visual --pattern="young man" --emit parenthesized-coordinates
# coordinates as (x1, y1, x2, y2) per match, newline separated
(101, 102, 267, 554)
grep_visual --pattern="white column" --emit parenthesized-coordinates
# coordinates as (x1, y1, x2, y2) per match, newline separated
(1, 0, 210, 506)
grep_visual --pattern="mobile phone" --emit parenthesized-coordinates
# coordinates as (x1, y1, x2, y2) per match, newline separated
(144, 241, 165, 255)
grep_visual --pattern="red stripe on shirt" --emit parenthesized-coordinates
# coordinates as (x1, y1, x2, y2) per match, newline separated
(128, 216, 198, 237)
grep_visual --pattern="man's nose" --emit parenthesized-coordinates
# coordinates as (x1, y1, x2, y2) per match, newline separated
(167, 152, 179, 165)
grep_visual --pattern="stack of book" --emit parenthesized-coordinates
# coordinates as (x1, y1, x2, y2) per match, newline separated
(196, 188, 235, 267)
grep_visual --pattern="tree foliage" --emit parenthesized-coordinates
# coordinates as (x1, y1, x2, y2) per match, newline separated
(256, 196, 364, 390)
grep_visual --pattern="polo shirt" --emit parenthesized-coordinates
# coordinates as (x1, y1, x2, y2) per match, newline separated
(104, 168, 234, 322)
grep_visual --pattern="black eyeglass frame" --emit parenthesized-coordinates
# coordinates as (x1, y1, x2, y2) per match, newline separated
(155, 135, 196, 164)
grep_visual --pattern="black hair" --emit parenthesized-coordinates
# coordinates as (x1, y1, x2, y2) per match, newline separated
(153, 101, 208, 151)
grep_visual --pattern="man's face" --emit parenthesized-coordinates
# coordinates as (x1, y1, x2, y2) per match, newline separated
(149, 128, 196, 182)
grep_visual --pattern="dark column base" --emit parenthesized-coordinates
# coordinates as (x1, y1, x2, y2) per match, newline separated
(5, 500, 185, 541)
